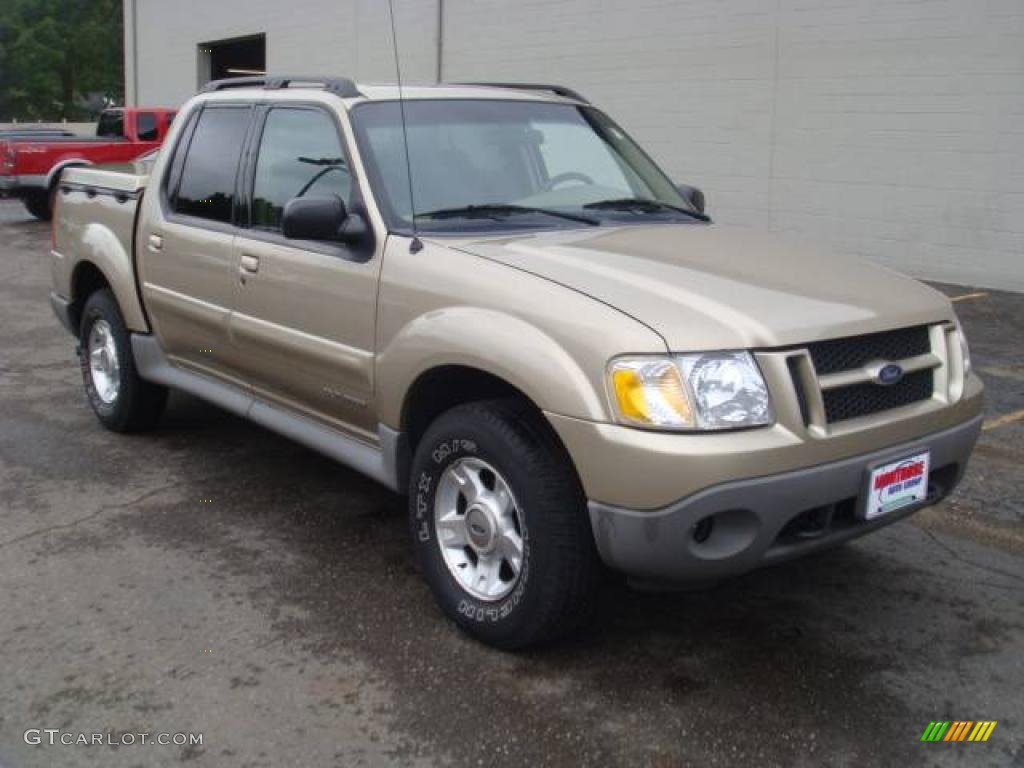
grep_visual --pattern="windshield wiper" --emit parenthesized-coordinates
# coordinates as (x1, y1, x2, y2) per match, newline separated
(583, 197, 710, 222)
(417, 204, 599, 226)
(298, 156, 346, 166)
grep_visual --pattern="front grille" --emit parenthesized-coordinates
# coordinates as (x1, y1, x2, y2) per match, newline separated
(823, 369, 934, 423)
(808, 325, 930, 376)
(799, 325, 937, 424)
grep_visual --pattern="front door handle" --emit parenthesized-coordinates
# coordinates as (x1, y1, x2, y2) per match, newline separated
(147, 234, 163, 252)
(240, 254, 260, 274)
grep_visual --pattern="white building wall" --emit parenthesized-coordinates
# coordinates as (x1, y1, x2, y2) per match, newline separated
(126, 0, 438, 106)
(128, 0, 1024, 291)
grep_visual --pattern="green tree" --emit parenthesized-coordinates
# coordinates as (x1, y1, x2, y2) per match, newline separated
(0, 0, 123, 121)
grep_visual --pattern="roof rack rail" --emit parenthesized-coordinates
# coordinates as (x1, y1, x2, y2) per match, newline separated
(200, 75, 362, 99)
(452, 82, 590, 104)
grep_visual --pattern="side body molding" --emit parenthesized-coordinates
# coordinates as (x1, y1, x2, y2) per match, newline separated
(131, 335, 401, 491)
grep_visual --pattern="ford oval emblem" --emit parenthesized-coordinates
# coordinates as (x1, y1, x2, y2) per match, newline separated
(877, 363, 904, 386)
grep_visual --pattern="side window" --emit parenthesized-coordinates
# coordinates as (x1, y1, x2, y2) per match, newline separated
(172, 107, 250, 224)
(96, 111, 125, 138)
(163, 108, 199, 201)
(252, 108, 352, 231)
(137, 112, 158, 141)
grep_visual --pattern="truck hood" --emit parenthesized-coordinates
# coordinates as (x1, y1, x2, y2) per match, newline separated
(444, 224, 955, 351)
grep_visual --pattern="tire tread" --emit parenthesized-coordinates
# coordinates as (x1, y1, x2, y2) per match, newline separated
(412, 398, 601, 649)
(79, 289, 167, 432)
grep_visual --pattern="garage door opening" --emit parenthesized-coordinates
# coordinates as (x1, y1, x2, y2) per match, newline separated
(198, 34, 266, 87)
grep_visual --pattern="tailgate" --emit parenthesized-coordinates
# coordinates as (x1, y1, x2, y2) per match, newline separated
(0, 139, 14, 193)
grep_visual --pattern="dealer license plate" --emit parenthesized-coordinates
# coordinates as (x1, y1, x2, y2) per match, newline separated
(865, 451, 930, 520)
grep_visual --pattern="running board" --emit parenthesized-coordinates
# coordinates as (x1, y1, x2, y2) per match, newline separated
(131, 334, 402, 492)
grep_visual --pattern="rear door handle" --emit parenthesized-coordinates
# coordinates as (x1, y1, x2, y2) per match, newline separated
(240, 254, 260, 274)
(147, 234, 163, 252)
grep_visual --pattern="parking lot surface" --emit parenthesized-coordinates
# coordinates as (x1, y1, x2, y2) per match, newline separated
(0, 199, 1021, 767)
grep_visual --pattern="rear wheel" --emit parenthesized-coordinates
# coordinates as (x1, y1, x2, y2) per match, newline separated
(23, 191, 51, 221)
(409, 399, 601, 649)
(78, 289, 167, 432)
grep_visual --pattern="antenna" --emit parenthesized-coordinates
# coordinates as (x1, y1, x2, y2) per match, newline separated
(387, 0, 421, 250)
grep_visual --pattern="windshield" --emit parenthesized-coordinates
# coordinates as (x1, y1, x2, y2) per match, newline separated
(350, 99, 695, 232)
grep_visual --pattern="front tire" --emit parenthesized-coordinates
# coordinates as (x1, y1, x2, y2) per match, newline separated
(78, 289, 167, 432)
(409, 400, 601, 649)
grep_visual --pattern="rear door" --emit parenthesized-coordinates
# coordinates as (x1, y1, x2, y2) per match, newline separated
(230, 104, 382, 437)
(136, 103, 253, 384)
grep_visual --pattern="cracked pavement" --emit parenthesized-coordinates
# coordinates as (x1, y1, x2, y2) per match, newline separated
(0, 200, 1021, 767)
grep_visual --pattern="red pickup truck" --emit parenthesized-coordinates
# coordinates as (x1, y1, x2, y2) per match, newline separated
(0, 107, 175, 220)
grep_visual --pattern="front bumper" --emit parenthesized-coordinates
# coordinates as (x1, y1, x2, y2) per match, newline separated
(0, 174, 16, 195)
(586, 414, 982, 584)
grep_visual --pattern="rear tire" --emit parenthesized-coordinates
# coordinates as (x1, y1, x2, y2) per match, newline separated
(409, 399, 601, 649)
(23, 191, 51, 221)
(78, 289, 167, 432)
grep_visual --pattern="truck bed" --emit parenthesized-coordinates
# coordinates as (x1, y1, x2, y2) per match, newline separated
(52, 165, 149, 332)
(60, 164, 149, 196)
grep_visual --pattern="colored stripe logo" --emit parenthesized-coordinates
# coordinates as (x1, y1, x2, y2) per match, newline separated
(920, 721, 997, 742)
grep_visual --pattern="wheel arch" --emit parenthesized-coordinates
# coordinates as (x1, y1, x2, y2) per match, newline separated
(68, 250, 149, 336)
(68, 261, 111, 334)
(46, 158, 92, 189)
(401, 364, 541, 454)
(377, 307, 609, 439)
(391, 353, 600, 496)
(385, 307, 602, 487)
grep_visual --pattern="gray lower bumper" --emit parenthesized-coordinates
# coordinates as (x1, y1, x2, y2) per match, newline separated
(588, 414, 983, 584)
(49, 292, 76, 336)
(0, 174, 45, 196)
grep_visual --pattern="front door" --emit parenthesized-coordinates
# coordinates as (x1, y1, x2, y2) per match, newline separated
(230, 105, 381, 438)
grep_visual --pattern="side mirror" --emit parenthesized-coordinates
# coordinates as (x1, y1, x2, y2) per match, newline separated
(282, 195, 348, 241)
(675, 183, 706, 215)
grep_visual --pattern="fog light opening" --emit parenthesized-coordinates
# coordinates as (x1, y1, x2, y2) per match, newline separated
(692, 516, 714, 544)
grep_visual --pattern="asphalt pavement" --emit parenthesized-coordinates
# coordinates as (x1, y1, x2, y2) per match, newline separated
(0, 199, 1021, 767)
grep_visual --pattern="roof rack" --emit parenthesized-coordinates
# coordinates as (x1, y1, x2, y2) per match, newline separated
(200, 75, 362, 99)
(452, 82, 590, 104)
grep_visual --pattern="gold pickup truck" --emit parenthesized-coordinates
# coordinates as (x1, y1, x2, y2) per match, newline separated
(49, 77, 983, 649)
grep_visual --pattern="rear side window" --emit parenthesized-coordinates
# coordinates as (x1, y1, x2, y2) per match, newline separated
(163, 108, 200, 201)
(96, 111, 125, 138)
(172, 107, 250, 224)
(251, 108, 352, 231)
(136, 112, 158, 141)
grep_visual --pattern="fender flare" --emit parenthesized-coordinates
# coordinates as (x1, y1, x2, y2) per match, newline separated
(47, 158, 93, 189)
(376, 307, 608, 430)
(70, 224, 149, 333)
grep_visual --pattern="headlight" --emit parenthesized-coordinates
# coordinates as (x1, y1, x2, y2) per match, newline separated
(609, 351, 773, 431)
(609, 357, 694, 428)
(678, 352, 774, 428)
(957, 323, 972, 375)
